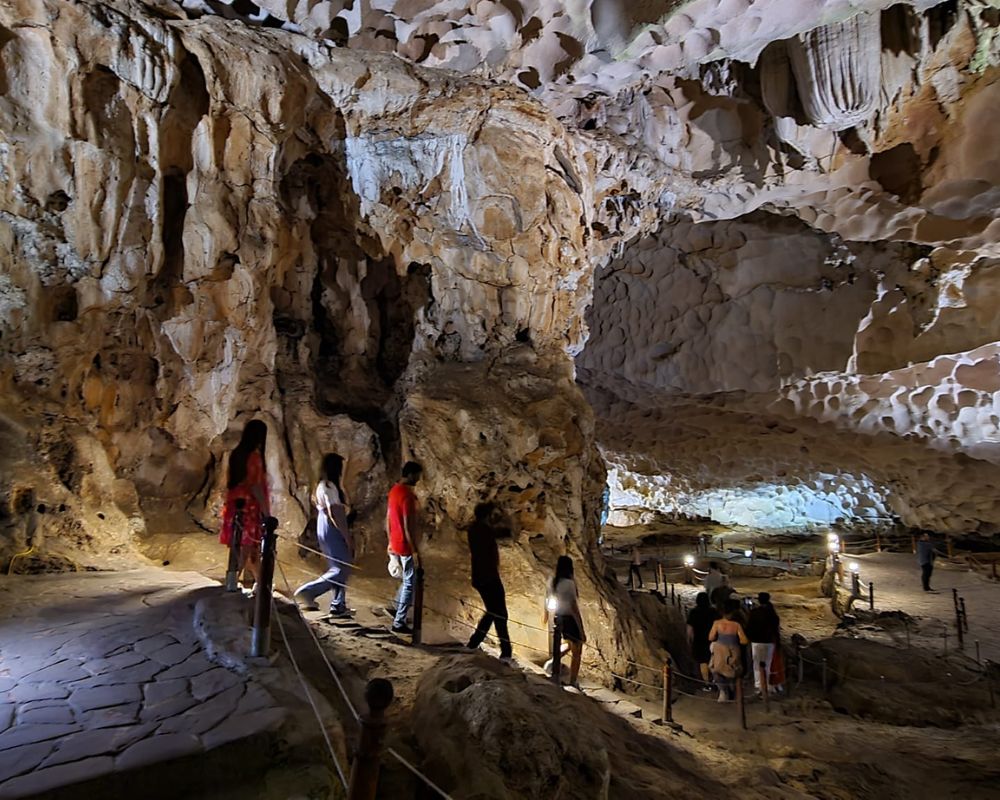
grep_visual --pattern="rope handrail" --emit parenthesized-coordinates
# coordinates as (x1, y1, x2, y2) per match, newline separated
(270, 593, 349, 788)
(276, 531, 363, 570)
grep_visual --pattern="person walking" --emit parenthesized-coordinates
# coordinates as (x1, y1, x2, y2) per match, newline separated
(386, 461, 422, 635)
(219, 420, 270, 589)
(544, 555, 586, 687)
(294, 454, 353, 617)
(703, 561, 728, 610)
(746, 592, 781, 695)
(686, 591, 719, 690)
(465, 502, 513, 663)
(917, 532, 937, 592)
(629, 546, 643, 589)
(708, 599, 749, 702)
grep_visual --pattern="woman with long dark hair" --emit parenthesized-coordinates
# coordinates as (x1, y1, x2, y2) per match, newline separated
(294, 453, 354, 617)
(219, 419, 270, 587)
(543, 555, 586, 687)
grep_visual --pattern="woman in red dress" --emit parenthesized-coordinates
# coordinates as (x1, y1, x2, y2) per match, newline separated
(219, 420, 270, 587)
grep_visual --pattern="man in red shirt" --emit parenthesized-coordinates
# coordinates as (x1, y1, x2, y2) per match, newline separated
(386, 461, 422, 634)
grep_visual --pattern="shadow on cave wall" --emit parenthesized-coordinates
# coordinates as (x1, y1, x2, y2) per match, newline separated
(276, 146, 431, 472)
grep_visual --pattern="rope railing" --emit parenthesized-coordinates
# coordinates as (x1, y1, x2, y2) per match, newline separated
(272, 557, 455, 799)
(270, 592, 350, 789)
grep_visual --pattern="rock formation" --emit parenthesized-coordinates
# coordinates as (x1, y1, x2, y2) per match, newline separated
(1, 0, 999, 675)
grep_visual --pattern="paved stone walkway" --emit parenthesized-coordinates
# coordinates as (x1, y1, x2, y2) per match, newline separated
(0, 570, 287, 799)
(847, 551, 1000, 663)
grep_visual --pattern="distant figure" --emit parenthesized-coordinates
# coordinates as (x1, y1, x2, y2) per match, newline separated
(703, 561, 728, 609)
(544, 555, 586, 687)
(219, 420, 270, 588)
(294, 454, 353, 617)
(629, 546, 643, 589)
(686, 592, 719, 690)
(746, 592, 781, 695)
(465, 502, 513, 662)
(917, 532, 936, 592)
(708, 599, 748, 702)
(386, 461, 423, 635)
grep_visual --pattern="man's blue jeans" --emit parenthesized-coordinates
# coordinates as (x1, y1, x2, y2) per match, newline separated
(393, 555, 415, 628)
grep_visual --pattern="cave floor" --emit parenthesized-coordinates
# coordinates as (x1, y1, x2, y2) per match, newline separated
(0, 570, 330, 800)
(138, 530, 1000, 799)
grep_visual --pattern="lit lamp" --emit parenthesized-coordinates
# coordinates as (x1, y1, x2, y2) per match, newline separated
(546, 595, 558, 613)
(744, 549, 753, 558)
(849, 562, 860, 573)
(683, 554, 695, 567)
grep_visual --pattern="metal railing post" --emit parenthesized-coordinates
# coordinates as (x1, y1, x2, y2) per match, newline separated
(250, 516, 278, 658)
(662, 660, 673, 724)
(550, 617, 563, 686)
(225, 499, 245, 592)
(412, 567, 425, 645)
(868, 581, 874, 610)
(347, 679, 394, 800)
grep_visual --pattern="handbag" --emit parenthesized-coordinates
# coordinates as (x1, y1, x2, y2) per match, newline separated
(387, 552, 403, 578)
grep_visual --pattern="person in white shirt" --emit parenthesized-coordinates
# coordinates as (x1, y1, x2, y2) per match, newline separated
(543, 555, 586, 687)
(294, 453, 353, 617)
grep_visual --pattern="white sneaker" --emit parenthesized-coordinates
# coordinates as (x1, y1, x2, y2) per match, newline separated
(294, 591, 320, 612)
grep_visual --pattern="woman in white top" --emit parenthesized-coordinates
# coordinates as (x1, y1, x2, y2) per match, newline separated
(294, 453, 353, 616)
(543, 555, 586, 686)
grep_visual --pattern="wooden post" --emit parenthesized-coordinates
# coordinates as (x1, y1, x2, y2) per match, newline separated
(876, 531, 882, 552)
(736, 677, 747, 730)
(657, 562, 664, 591)
(911, 535, 916, 554)
(412, 567, 425, 645)
(758, 661, 769, 713)
(947, 537, 954, 559)
(751, 543, 757, 564)
(662, 661, 673, 724)
(975, 639, 981, 664)
(956, 615, 965, 650)
(778, 546, 783, 561)
(550, 616, 563, 686)
(671, 584, 676, 604)
(347, 678, 394, 800)
(796, 646, 804, 687)
(653, 561, 660, 593)
(821, 658, 828, 692)
(960, 598, 969, 632)
(851, 572, 860, 596)
(868, 581, 874, 611)
(225, 499, 245, 592)
(250, 517, 278, 658)
(952, 588, 959, 613)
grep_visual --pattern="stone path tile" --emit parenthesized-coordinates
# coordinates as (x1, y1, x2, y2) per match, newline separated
(0, 755, 114, 799)
(0, 724, 82, 753)
(70, 659, 164, 688)
(17, 704, 75, 725)
(77, 702, 141, 730)
(115, 733, 202, 771)
(7, 684, 68, 704)
(40, 722, 158, 768)
(191, 667, 241, 701)
(134, 634, 179, 656)
(83, 650, 148, 676)
(201, 707, 286, 751)
(143, 678, 189, 706)
(156, 652, 215, 680)
(0, 709, 12, 735)
(69, 683, 143, 712)
(156, 684, 244, 736)
(0, 742, 54, 783)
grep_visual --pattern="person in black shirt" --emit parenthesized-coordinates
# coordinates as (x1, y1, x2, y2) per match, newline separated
(746, 592, 781, 695)
(465, 502, 513, 662)
(686, 591, 719, 690)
